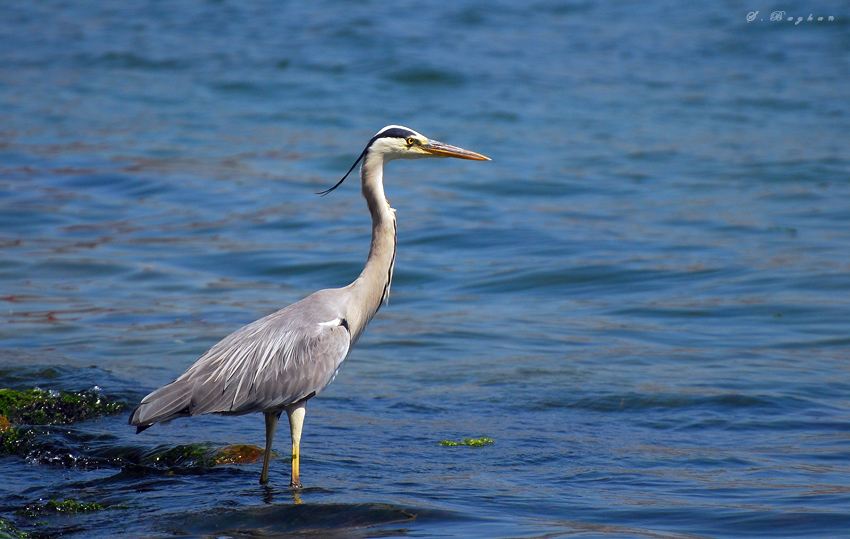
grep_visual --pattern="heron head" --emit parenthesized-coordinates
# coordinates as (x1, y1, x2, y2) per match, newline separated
(368, 125, 491, 162)
(318, 125, 489, 195)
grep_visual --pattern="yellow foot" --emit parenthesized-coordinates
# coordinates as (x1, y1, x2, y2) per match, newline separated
(290, 478, 302, 489)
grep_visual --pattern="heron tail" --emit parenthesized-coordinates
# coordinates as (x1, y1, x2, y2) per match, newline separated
(128, 379, 194, 431)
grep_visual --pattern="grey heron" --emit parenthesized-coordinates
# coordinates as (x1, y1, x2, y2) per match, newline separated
(129, 125, 490, 487)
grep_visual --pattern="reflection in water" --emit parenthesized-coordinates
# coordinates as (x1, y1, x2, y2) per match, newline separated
(258, 484, 305, 505)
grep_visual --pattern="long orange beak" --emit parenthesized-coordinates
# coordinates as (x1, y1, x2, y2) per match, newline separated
(422, 140, 491, 161)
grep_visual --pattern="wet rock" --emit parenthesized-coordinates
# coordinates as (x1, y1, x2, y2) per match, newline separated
(138, 443, 265, 468)
(169, 502, 416, 537)
(0, 387, 125, 463)
(208, 444, 265, 465)
(0, 426, 36, 458)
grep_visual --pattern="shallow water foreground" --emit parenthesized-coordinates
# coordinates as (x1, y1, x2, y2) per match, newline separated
(2, 1, 850, 538)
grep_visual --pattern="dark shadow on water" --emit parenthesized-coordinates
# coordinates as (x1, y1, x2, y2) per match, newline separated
(164, 502, 418, 538)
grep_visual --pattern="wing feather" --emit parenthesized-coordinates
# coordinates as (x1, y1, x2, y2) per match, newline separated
(129, 290, 351, 429)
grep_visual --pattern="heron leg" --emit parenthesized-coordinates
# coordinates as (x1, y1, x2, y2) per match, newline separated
(285, 400, 307, 488)
(260, 410, 282, 485)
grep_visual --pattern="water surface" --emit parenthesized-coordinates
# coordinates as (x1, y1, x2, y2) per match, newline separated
(1, 1, 849, 538)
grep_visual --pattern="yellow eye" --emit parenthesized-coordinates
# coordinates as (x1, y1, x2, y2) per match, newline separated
(406, 137, 416, 146)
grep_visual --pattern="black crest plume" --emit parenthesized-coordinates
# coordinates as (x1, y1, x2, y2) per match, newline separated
(316, 127, 417, 196)
(316, 145, 368, 196)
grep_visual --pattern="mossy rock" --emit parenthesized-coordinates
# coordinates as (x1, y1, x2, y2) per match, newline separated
(16, 499, 104, 519)
(0, 388, 124, 461)
(140, 443, 265, 468)
(139, 443, 211, 467)
(0, 388, 124, 426)
(207, 444, 264, 465)
(439, 437, 494, 447)
(0, 426, 37, 457)
(0, 517, 30, 539)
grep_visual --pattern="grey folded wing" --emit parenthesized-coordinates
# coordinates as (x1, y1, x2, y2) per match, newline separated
(129, 308, 351, 429)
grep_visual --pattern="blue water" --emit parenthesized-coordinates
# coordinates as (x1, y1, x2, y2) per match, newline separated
(2, 1, 849, 537)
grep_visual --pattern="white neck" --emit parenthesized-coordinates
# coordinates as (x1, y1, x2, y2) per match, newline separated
(345, 149, 397, 344)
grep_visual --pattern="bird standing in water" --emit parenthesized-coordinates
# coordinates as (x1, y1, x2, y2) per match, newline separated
(129, 125, 490, 486)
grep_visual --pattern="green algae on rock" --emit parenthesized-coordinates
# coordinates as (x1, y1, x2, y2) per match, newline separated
(139, 443, 266, 468)
(16, 499, 104, 519)
(0, 388, 124, 426)
(0, 517, 30, 539)
(439, 437, 494, 447)
(0, 426, 36, 457)
(0, 388, 125, 462)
